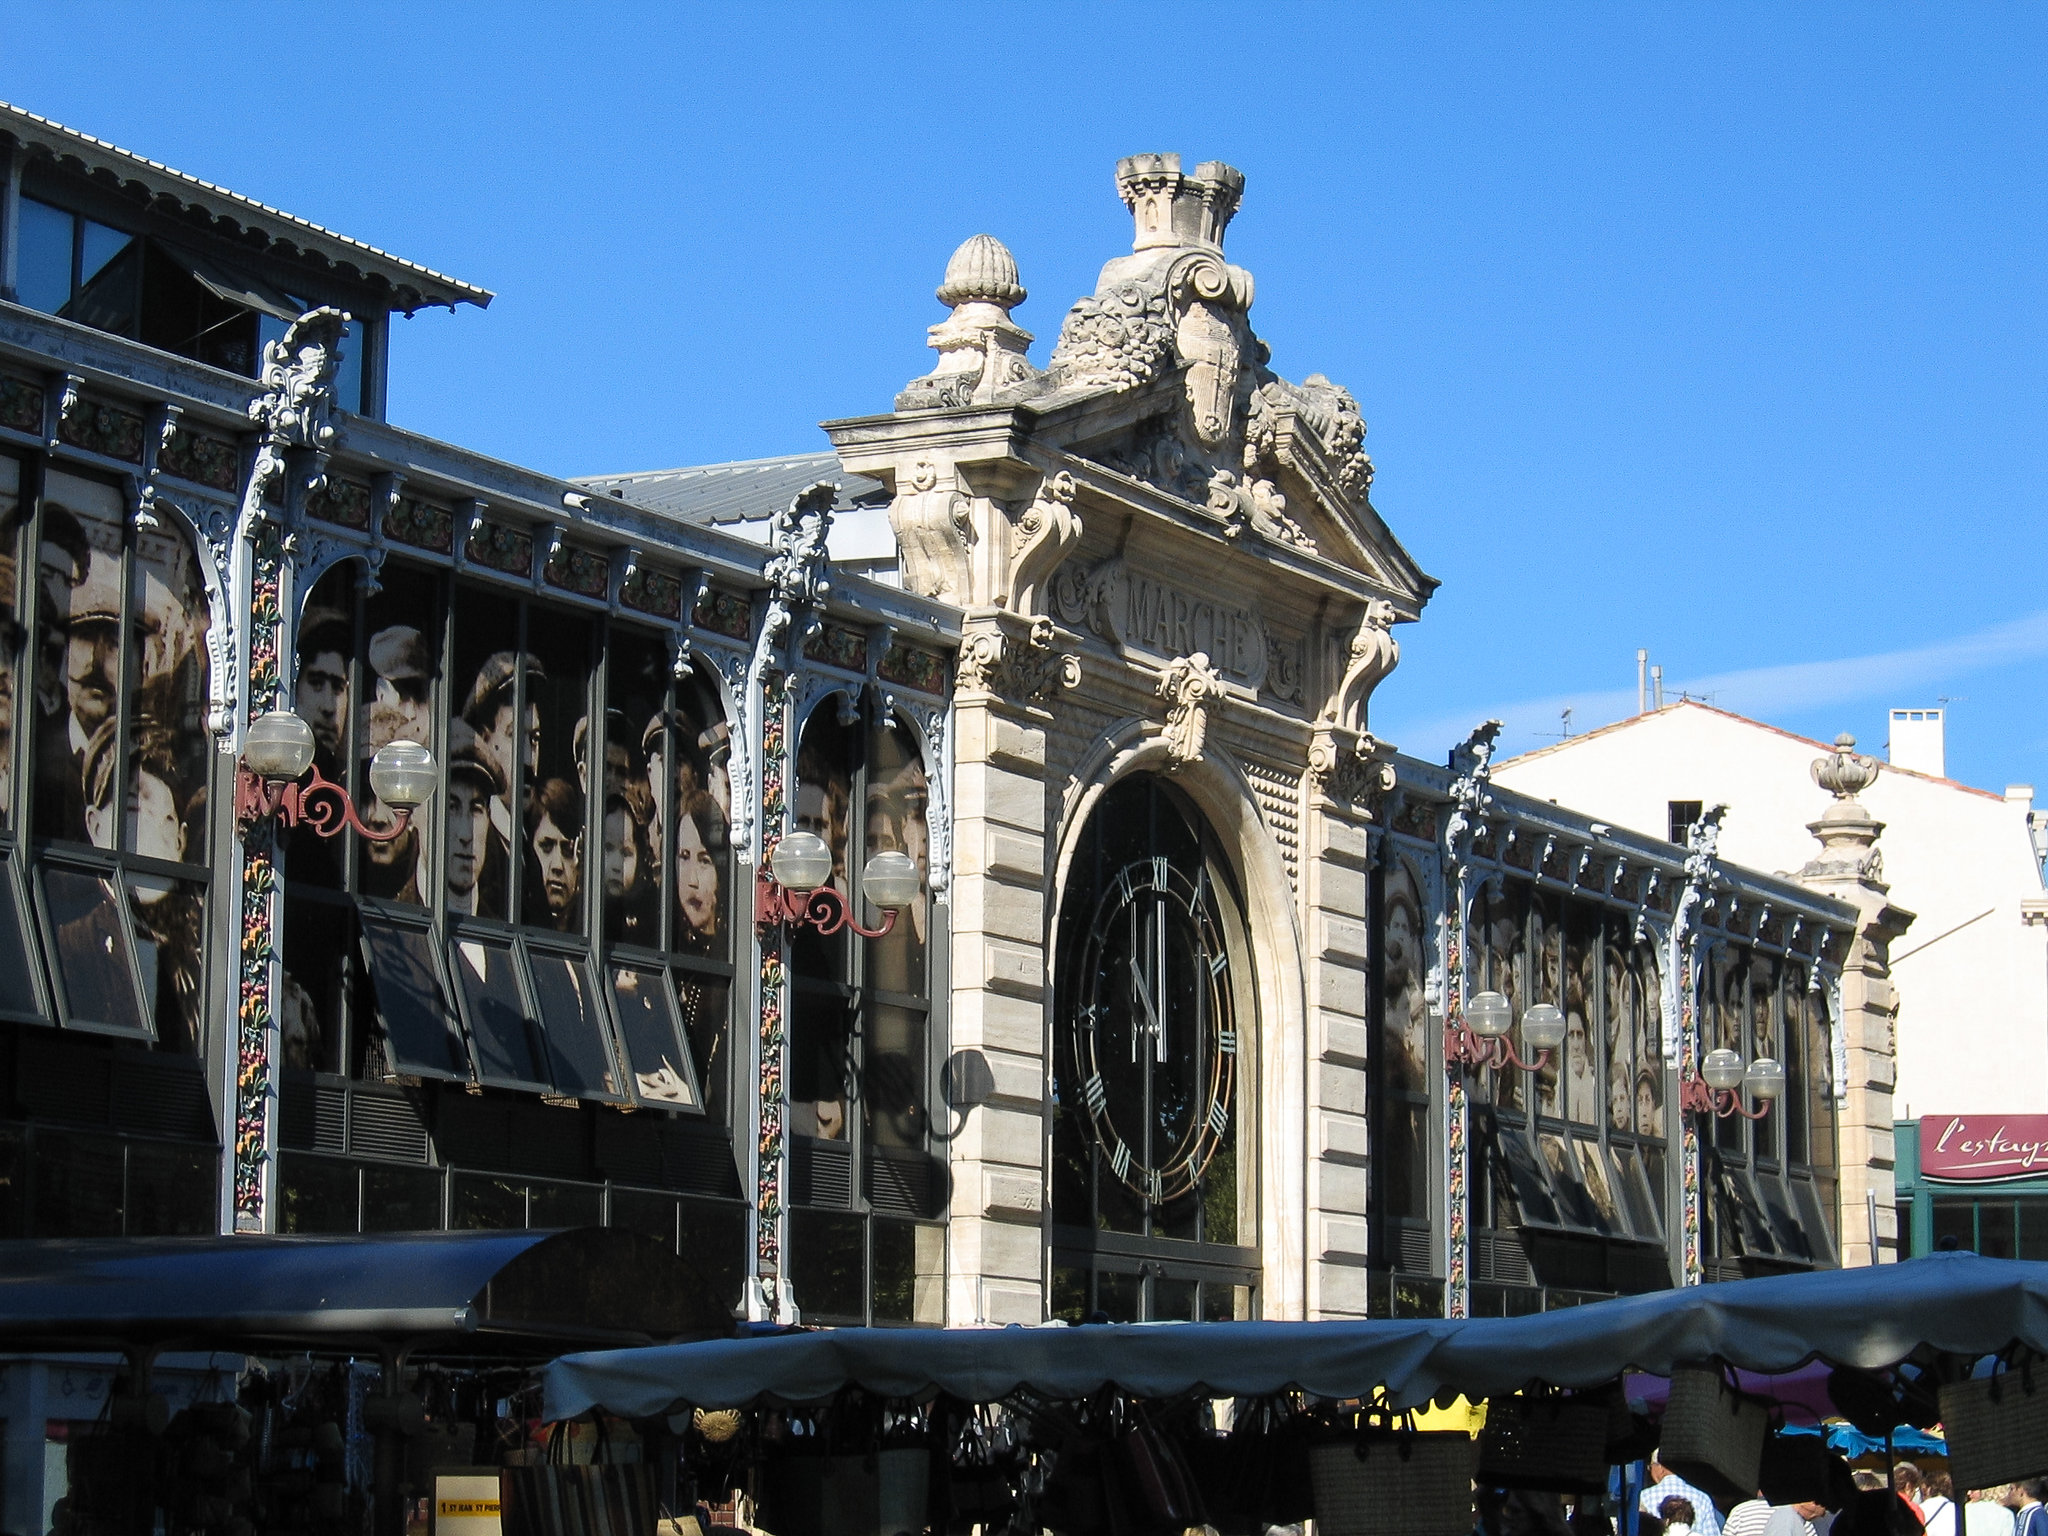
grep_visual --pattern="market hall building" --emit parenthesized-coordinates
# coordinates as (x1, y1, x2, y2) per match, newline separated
(0, 105, 1912, 1334)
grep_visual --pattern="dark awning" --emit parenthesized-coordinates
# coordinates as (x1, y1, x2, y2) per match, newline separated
(542, 1251, 2048, 1418)
(157, 241, 307, 323)
(0, 1228, 730, 1353)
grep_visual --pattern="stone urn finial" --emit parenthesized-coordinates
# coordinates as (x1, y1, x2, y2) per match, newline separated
(899, 234, 1038, 409)
(936, 234, 1026, 310)
(1812, 732, 1881, 800)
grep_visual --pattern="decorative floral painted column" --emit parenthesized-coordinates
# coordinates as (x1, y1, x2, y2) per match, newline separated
(1665, 805, 1724, 1286)
(754, 671, 790, 1280)
(1439, 720, 1500, 1320)
(227, 309, 345, 1233)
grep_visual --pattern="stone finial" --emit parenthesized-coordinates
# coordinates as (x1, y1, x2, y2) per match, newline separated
(1813, 732, 1881, 799)
(1116, 153, 1245, 253)
(897, 235, 1037, 411)
(936, 234, 1026, 309)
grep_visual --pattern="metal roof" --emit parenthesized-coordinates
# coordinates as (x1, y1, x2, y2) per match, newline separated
(0, 1228, 729, 1352)
(1, 100, 492, 313)
(576, 451, 887, 529)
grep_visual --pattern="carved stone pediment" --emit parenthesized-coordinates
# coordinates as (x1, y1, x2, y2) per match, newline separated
(1049, 554, 1267, 691)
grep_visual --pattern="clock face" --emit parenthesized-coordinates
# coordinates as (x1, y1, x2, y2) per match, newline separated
(1066, 853, 1238, 1206)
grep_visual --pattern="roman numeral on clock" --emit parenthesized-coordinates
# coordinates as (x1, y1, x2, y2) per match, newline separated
(1110, 1140, 1131, 1182)
(1209, 1098, 1231, 1138)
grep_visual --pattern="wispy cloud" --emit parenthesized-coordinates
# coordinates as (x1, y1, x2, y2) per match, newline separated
(1378, 608, 2048, 763)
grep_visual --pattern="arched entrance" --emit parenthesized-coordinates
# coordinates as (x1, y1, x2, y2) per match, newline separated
(1049, 773, 1258, 1321)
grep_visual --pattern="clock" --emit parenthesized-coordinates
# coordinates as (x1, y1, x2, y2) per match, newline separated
(1065, 853, 1238, 1205)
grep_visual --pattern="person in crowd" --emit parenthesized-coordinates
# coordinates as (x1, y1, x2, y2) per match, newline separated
(601, 788, 656, 944)
(1895, 1466, 1929, 1526)
(1726, 1495, 1776, 1536)
(365, 625, 434, 751)
(294, 606, 351, 769)
(36, 537, 119, 842)
(675, 789, 725, 952)
(443, 720, 499, 919)
(2011, 1480, 2048, 1536)
(461, 651, 542, 919)
(1642, 1454, 1725, 1536)
(1764, 1502, 1832, 1536)
(1663, 1497, 1699, 1536)
(1913, 1471, 1958, 1536)
(1966, 1488, 2017, 1536)
(526, 777, 582, 931)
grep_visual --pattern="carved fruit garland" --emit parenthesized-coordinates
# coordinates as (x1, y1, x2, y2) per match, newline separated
(235, 525, 284, 1226)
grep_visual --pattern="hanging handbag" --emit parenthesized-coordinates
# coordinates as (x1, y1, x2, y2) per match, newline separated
(502, 1420, 658, 1536)
(1477, 1391, 1611, 1493)
(1309, 1407, 1479, 1536)
(1940, 1351, 2048, 1492)
(1119, 1402, 1205, 1529)
(1659, 1363, 1769, 1506)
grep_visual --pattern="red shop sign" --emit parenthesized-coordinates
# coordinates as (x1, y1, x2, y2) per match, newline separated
(1923, 1115, 2048, 1182)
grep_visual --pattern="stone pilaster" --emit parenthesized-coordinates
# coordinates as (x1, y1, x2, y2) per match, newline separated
(1794, 735, 1914, 1266)
(945, 674, 1057, 1325)
(1302, 787, 1374, 1317)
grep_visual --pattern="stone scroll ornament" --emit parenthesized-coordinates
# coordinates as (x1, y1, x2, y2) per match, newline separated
(1157, 652, 1221, 768)
(231, 308, 348, 1232)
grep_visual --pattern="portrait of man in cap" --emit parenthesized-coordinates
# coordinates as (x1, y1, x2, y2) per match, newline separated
(33, 477, 124, 844)
(365, 624, 434, 751)
(460, 649, 542, 922)
(294, 606, 352, 769)
(443, 718, 504, 919)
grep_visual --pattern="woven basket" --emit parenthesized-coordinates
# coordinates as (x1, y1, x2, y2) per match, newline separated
(1477, 1395, 1611, 1493)
(1940, 1365, 2048, 1490)
(1661, 1364, 1769, 1505)
(1311, 1430, 1478, 1536)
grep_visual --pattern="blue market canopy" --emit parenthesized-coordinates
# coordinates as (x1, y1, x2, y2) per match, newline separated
(543, 1252, 2048, 1419)
(0, 1228, 728, 1352)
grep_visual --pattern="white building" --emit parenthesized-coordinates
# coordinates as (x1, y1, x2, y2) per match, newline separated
(1494, 701, 2048, 1119)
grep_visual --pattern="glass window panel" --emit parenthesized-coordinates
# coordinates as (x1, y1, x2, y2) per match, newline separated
(788, 988, 852, 1141)
(34, 1131, 124, 1236)
(1380, 859, 1428, 1093)
(332, 317, 365, 415)
(672, 789, 729, 958)
(1487, 883, 1527, 1111)
(17, 198, 74, 314)
(1383, 1098, 1429, 1219)
(125, 1141, 216, 1236)
(66, 233, 140, 336)
(863, 714, 929, 997)
(1632, 944, 1663, 1140)
(128, 873, 205, 1052)
(359, 565, 439, 907)
(452, 935, 545, 1089)
(674, 969, 731, 1126)
(79, 221, 132, 288)
(450, 1174, 525, 1230)
(522, 607, 589, 934)
(1573, 1134, 1624, 1235)
(1539, 1131, 1603, 1232)
(789, 706, 855, 979)
(35, 471, 126, 845)
(670, 658, 734, 956)
(1532, 897, 1559, 1116)
(1979, 1201, 2017, 1259)
(2018, 1200, 2048, 1262)
(1644, 1145, 1668, 1226)
(789, 1208, 865, 1320)
(872, 1215, 916, 1322)
(610, 1187, 678, 1250)
(526, 949, 621, 1101)
(528, 1179, 602, 1228)
(279, 1155, 360, 1234)
(1612, 1142, 1662, 1241)
(1563, 915, 1596, 1125)
(129, 514, 211, 863)
(678, 1198, 746, 1318)
(1604, 934, 1631, 1133)
(1805, 989, 1836, 1175)
(1715, 1160, 1778, 1254)
(0, 851, 48, 1022)
(1756, 1170, 1812, 1260)
(601, 627, 668, 949)
(1202, 1136, 1240, 1247)
(448, 587, 521, 921)
(295, 565, 355, 783)
(0, 1126, 24, 1239)
(1096, 1268, 1141, 1322)
(1151, 1277, 1198, 1322)
(1201, 1283, 1253, 1322)
(865, 1003, 927, 1150)
(610, 963, 703, 1110)
(357, 911, 469, 1080)
(40, 865, 149, 1037)
(0, 456, 20, 828)
(281, 890, 349, 1074)
(1932, 1198, 1975, 1253)
(361, 1165, 444, 1232)
(1051, 1264, 1088, 1323)
(1496, 1121, 1561, 1228)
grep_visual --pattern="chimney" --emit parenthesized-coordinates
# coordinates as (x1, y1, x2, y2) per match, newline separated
(1887, 707, 1945, 778)
(1115, 154, 1244, 253)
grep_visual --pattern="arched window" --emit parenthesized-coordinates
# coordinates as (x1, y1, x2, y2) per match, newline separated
(783, 691, 939, 1325)
(1050, 774, 1255, 1322)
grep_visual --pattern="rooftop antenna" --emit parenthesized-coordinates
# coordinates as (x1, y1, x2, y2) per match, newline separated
(1637, 649, 1648, 715)
(1651, 665, 1664, 709)
(1561, 706, 1574, 738)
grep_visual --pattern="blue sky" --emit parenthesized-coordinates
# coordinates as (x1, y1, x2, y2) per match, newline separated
(7, 4, 2046, 792)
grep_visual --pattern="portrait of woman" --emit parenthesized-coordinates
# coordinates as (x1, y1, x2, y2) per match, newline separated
(524, 777, 582, 931)
(674, 789, 727, 953)
(1379, 859, 1428, 1094)
(1605, 941, 1632, 1133)
(600, 787, 657, 945)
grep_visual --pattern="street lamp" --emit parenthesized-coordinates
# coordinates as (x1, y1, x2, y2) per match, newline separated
(235, 711, 435, 842)
(756, 837, 921, 938)
(1446, 990, 1566, 1073)
(1682, 1047, 1783, 1120)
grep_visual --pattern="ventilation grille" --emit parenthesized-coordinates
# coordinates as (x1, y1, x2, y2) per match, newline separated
(1395, 1223, 1435, 1275)
(349, 1090, 429, 1163)
(659, 1123, 741, 1199)
(114, 1054, 216, 1142)
(792, 1139, 854, 1209)
(867, 1151, 936, 1218)
(1473, 1230, 1534, 1285)
(20, 1034, 112, 1127)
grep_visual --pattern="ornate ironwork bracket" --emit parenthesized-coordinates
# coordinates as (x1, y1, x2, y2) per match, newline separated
(234, 765, 411, 843)
(753, 875, 898, 940)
